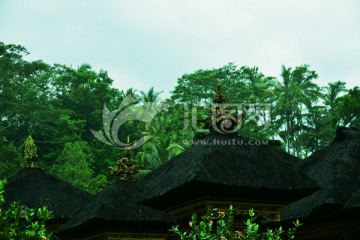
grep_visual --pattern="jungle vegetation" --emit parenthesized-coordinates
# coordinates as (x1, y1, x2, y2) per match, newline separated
(0, 42, 359, 194)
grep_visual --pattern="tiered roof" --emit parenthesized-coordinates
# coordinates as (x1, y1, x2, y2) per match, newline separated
(140, 84, 319, 210)
(281, 127, 360, 221)
(59, 144, 174, 237)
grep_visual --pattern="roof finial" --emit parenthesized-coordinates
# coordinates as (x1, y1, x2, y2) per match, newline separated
(214, 81, 226, 104)
(24, 135, 38, 168)
(211, 81, 240, 134)
(109, 136, 143, 182)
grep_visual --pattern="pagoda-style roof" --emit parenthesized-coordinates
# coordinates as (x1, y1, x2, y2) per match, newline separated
(4, 168, 92, 220)
(140, 132, 319, 210)
(281, 127, 360, 221)
(59, 181, 175, 237)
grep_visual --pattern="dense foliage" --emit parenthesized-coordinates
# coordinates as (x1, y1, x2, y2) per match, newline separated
(0, 179, 52, 239)
(172, 206, 301, 240)
(0, 41, 359, 192)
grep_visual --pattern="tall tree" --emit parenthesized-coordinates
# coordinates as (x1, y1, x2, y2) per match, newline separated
(336, 87, 360, 128)
(242, 66, 275, 102)
(170, 63, 247, 104)
(323, 81, 347, 110)
(140, 87, 163, 102)
(274, 65, 320, 156)
(51, 141, 108, 194)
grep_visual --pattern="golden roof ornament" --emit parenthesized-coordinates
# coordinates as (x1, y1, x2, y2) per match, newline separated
(109, 137, 144, 182)
(24, 135, 38, 168)
(195, 81, 240, 138)
(214, 81, 226, 104)
(213, 81, 238, 131)
(196, 81, 226, 131)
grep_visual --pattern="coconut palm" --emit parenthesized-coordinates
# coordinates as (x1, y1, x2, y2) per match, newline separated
(242, 66, 275, 102)
(274, 65, 320, 155)
(322, 81, 346, 110)
(140, 87, 163, 103)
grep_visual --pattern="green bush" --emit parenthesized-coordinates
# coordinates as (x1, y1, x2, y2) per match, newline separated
(0, 179, 53, 240)
(172, 205, 301, 240)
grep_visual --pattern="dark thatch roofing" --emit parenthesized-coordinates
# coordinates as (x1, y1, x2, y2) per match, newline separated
(281, 127, 360, 221)
(59, 182, 175, 236)
(140, 133, 319, 210)
(4, 168, 92, 220)
(344, 187, 360, 211)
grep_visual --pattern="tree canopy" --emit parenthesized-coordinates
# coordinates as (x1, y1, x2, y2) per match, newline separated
(0, 41, 359, 192)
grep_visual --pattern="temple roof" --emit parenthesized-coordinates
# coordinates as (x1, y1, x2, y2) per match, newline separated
(281, 127, 360, 221)
(4, 168, 92, 220)
(140, 132, 319, 210)
(344, 187, 360, 210)
(59, 181, 175, 236)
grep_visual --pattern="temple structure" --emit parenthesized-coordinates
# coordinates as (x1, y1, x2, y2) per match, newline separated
(281, 127, 360, 239)
(9, 86, 360, 240)
(4, 136, 92, 238)
(59, 144, 175, 240)
(139, 84, 319, 229)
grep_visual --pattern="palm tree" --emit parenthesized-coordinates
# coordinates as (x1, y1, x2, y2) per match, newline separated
(292, 65, 319, 109)
(274, 65, 320, 155)
(121, 88, 139, 100)
(243, 66, 275, 102)
(140, 87, 163, 103)
(274, 65, 296, 152)
(322, 81, 346, 110)
(321, 81, 347, 128)
(136, 114, 188, 170)
(300, 105, 333, 155)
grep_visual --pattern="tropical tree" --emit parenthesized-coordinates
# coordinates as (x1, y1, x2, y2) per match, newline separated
(140, 87, 163, 103)
(336, 86, 360, 128)
(321, 81, 347, 128)
(169, 63, 277, 140)
(274, 65, 320, 156)
(0, 142, 22, 179)
(51, 141, 108, 194)
(136, 112, 192, 170)
(323, 81, 347, 110)
(121, 88, 139, 100)
(170, 63, 247, 104)
(299, 106, 333, 154)
(241, 66, 275, 102)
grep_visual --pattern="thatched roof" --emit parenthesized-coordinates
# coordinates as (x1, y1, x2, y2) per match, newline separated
(59, 182, 175, 236)
(281, 127, 360, 221)
(4, 168, 91, 220)
(140, 132, 319, 210)
(344, 187, 360, 209)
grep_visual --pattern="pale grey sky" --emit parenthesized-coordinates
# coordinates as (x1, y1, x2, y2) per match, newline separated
(0, 0, 359, 98)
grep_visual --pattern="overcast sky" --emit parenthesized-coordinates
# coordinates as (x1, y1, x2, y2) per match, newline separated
(0, 0, 359, 99)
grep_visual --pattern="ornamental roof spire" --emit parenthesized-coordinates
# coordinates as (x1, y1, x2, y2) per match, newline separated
(24, 135, 38, 168)
(213, 81, 226, 104)
(109, 136, 143, 182)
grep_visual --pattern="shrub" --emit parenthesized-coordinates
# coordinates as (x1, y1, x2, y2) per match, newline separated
(0, 179, 53, 240)
(172, 205, 301, 240)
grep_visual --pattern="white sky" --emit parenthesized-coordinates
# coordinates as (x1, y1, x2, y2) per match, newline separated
(0, 0, 359, 99)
